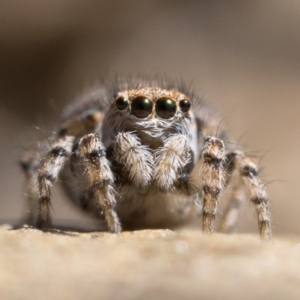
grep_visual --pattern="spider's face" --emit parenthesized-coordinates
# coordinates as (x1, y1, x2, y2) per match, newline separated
(103, 87, 195, 146)
(114, 87, 192, 122)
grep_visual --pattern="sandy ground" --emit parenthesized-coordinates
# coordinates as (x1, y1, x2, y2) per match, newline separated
(1, 226, 300, 300)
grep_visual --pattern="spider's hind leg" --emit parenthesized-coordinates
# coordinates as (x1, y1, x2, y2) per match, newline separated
(219, 185, 244, 234)
(20, 147, 43, 225)
(218, 152, 244, 234)
(37, 136, 75, 229)
(220, 151, 271, 240)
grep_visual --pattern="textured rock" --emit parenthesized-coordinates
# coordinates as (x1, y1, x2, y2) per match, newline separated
(1, 225, 300, 300)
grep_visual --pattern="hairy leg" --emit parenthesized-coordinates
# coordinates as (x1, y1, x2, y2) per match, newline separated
(219, 153, 244, 233)
(220, 185, 243, 233)
(232, 151, 271, 240)
(200, 136, 226, 234)
(37, 136, 74, 229)
(79, 133, 121, 233)
(20, 148, 43, 225)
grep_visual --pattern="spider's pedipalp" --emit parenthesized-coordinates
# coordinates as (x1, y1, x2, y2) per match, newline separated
(200, 136, 226, 234)
(113, 132, 153, 190)
(79, 133, 121, 233)
(154, 134, 191, 192)
(37, 136, 75, 229)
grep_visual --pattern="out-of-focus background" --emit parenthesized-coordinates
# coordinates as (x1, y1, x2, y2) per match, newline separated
(1, 0, 300, 236)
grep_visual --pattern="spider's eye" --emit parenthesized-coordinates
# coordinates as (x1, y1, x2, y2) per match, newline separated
(179, 99, 191, 113)
(131, 96, 153, 118)
(115, 96, 128, 110)
(155, 98, 177, 119)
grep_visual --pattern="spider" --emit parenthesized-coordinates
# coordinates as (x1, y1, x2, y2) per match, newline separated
(20, 78, 271, 240)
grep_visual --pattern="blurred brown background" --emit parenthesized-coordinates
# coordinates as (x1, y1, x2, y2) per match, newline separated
(1, 0, 300, 236)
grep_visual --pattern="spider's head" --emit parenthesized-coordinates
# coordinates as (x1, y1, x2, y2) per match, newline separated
(109, 87, 193, 138)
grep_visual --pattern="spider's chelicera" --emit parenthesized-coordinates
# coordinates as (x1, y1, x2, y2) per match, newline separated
(20, 80, 271, 240)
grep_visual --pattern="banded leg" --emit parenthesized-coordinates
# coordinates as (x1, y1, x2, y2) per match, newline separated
(20, 150, 42, 225)
(154, 134, 191, 192)
(219, 153, 243, 233)
(79, 134, 121, 233)
(200, 136, 226, 234)
(220, 186, 243, 233)
(233, 151, 271, 240)
(37, 136, 74, 229)
(113, 132, 153, 189)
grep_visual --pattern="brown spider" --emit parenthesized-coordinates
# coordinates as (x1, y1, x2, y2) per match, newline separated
(20, 79, 271, 240)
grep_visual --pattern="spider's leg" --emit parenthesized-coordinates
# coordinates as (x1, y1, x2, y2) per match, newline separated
(37, 136, 74, 229)
(79, 133, 121, 233)
(113, 132, 153, 190)
(200, 136, 226, 234)
(218, 152, 244, 233)
(223, 151, 271, 240)
(154, 134, 191, 192)
(220, 186, 243, 234)
(20, 148, 43, 225)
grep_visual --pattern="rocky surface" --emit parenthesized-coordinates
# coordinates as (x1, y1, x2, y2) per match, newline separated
(1, 226, 300, 300)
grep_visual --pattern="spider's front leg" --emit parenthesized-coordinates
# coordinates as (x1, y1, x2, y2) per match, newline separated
(37, 136, 75, 229)
(200, 136, 226, 234)
(79, 134, 121, 233)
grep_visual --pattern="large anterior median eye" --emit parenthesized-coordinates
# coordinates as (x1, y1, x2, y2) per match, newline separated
(131, 96, 153, 118)
(155, 97, 177, 119)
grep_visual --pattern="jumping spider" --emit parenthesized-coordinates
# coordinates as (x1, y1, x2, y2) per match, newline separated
(20, 78, 271, 240)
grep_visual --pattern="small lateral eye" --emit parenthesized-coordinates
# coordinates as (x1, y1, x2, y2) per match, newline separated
(179, 99, 191, 113)
(115, 96, 128, 110)
(131, 96, 153, 118)
(156, 97, 176, 119)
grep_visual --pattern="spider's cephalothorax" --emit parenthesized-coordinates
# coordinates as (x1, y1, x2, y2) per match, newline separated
(20, 80, 272, 240)
(103, 87, 196, 147)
